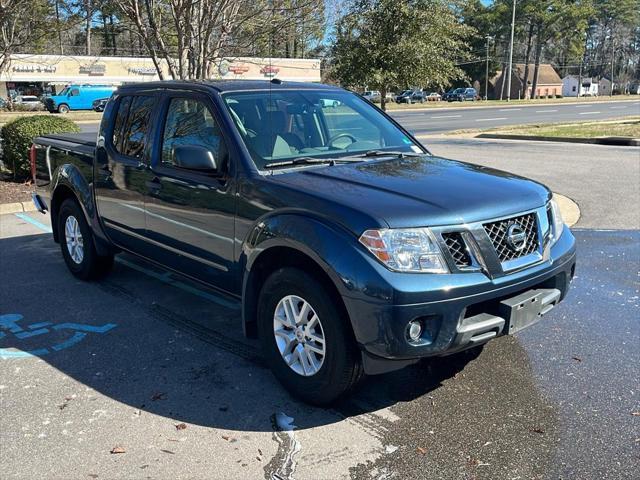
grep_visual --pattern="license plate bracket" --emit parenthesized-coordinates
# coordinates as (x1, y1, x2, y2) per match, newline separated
(499, 288, 561, 335)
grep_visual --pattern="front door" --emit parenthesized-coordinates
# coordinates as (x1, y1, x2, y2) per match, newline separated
(94, 94, 156, 252)
(143, 94, 236, 290)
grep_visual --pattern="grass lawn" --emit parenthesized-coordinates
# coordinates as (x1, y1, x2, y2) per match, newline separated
(498, 117, 640, 139)
(0, 110, 102, 125)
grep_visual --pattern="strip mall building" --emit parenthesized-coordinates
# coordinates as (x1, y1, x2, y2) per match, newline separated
(0, 54, 321, 98)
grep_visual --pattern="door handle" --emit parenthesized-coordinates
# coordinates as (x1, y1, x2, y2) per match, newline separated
(146, 177, 161, 192)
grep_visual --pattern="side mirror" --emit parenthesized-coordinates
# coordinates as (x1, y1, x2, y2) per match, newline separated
(173, 145, 217, 171)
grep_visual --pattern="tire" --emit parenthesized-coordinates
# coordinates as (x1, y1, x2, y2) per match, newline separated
(257, 267, 364, 405)
(57, 104, 70, 114)
(57, 198, 114, 280)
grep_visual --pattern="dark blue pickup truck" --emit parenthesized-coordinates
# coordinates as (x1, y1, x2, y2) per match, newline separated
(31, 80, 576, 404)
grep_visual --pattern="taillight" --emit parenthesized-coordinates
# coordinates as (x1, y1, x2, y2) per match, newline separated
(29, 144, 36, 182)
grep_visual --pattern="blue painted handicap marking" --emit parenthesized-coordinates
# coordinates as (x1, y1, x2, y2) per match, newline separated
(0, 313, 117, 359)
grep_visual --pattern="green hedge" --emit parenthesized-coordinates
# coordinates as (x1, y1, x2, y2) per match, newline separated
(1, 115, 80, 178)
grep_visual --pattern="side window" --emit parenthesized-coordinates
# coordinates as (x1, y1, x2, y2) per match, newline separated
(112, 96, 131, 152)
(71, 88, 80, 96)
(161, 97, 224, 168)
(122, 96, 154, 159)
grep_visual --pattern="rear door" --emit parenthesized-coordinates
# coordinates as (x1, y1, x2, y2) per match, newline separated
(94, 93, 157, 252)
(142, 92, 236, 290)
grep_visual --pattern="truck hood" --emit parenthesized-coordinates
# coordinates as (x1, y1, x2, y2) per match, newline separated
(273, 155, 551, 230)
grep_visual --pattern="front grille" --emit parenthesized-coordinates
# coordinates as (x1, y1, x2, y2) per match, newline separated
(483, 213, 539, 263)
(442, 232, 472, 268)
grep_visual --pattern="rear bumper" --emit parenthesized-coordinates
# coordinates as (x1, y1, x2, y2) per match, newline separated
(344, 227, 576, 373)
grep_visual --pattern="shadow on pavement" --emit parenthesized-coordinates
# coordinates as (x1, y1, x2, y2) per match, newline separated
(0, 233, 475, 432)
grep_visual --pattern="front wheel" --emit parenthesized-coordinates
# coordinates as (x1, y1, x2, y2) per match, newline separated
(57, 104, 70, 114)
(257, 268, 363, 405)
(58, 199, 113, 280)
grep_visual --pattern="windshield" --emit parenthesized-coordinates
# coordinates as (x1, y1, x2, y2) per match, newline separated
(453, 88, 465, 94)
(223, 89, 423, 170)
(59, 87, 70, 96)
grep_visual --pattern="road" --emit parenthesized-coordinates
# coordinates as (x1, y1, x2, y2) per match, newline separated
(1, 139, 638, 479)
(389, 99, 640, 134)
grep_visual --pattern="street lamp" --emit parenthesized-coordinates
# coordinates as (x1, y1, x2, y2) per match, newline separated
(506, 0, 517, 101)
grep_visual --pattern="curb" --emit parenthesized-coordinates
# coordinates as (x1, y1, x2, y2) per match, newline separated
(553, 193, 581, 227)
(0, 200, 37, 215)
(476, 133, 639, 146)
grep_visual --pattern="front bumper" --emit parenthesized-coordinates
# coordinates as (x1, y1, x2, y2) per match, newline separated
(344, 226, 576, 373)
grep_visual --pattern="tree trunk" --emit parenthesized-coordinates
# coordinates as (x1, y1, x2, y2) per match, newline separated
(380, 86, 387, 111)
(530, 25, 543, 99)
(521, 22, 534, 99)
(85, 0, 92, 55)
(109, 15, 117, 55)
(55, 0, 64, 54)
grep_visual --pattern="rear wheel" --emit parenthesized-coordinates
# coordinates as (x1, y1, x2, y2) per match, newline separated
(57, 104, 69, 114)
(257, 267, 363, 405)
(58, 199, 113, 280)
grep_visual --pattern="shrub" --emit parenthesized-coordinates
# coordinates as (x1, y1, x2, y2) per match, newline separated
(1, 115, 80, 178)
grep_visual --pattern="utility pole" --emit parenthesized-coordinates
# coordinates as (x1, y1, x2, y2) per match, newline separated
(506, 0, 517, 101)
(610, 35, 615, 97)
(485, 36, 492, 100)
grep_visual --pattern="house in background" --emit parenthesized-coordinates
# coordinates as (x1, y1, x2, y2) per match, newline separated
(488, 63, 563, 99)
(599, 77, 614, 95)
(562, 76, 599, 97)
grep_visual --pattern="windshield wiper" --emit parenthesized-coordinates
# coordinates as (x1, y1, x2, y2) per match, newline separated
(357, 150, 424, 158)
(263, 156, 363, 169)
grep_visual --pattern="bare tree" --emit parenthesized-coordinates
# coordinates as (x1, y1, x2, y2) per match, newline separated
(0, 0, 51, 73)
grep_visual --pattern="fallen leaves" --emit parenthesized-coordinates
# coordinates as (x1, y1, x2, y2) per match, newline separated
(160, 449, 175, 455)
(631, 412, 640, 417)
(416, 446, 427, 455)
(151, 392, 167, 401)
(110, 446, 126, 454)
(58, 396, 74, 410)
(529, 427, 545, 434)
(221, 434, 237, 443)
(175, 423, 187, 430)
(572, 356, 582, 362)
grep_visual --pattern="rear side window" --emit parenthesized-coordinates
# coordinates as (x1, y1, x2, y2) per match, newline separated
(112, 96, 131, 151)
(117, 96, 155, 159)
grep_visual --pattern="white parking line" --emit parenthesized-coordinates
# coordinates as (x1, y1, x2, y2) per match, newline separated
(475, 117, 508, 122)
(575, 105, 592, 108)
(535, 109, 558, 113)
(430, 115, 462, 119)
(579, 111, 600, 115)
(610, 106, 627, 109)
(499, 108, 521, 111)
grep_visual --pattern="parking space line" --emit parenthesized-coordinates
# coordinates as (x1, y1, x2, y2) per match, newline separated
(575, 105, 592, 108)
(14, 213, 52, 233)
(12, 212, 239, 310)
(610, 106, 627, 109)
(430, 115, 461, 119)
(499, 108, 521, 111)
(475, 117, 508, 122)
(535, 109, 558, 113)
(579, 111, 600, 115)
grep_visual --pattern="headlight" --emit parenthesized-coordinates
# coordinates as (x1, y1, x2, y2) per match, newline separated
(359, 228, 449, 273)
(548, 197, 564, 245)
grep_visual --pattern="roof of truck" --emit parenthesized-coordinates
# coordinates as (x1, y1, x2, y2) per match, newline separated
(117, 79, 340, 93)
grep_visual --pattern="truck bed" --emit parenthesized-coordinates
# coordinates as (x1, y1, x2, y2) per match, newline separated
(34, 132, 97, 156)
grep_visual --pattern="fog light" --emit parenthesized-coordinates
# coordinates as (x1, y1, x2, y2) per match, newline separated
(406, 320, 423, 342)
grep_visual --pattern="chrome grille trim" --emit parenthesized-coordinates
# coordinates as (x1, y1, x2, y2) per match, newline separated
(483, 212, 539, 263)
(442, 232, 472, 268)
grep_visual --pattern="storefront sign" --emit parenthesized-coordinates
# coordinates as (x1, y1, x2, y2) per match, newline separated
(229, 65, 250, 75)
(79, 64, 106, 75)
(260, 65, 279, 77)
(12, 64, 57, 73)
(128, 67, 157, 75)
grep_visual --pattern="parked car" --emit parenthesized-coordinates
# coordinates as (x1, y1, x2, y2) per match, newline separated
(14, 95, 44, 111)
(319, 98, 341, 108)
(444, 87, 478, 102)
(92, 98, 110, 112)
(362, 91, 381, 103)
(45, 85, 117, 113)
(395, 89, 426, 104)
(31, 80, 576, 405)
(425, 92, 442, 102)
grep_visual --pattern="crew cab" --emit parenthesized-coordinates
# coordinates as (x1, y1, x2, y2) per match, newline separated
(31, 80, 576, 405)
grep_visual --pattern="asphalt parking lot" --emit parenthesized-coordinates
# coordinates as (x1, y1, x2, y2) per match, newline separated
(1, 139, 638, 479)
